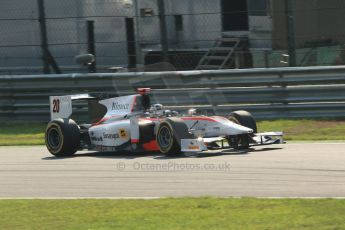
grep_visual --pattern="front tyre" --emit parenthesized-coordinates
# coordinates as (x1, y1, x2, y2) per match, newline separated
(156, 122, 178, 155)
(228, 110, 257, 149)
(156, 118, 192, 157)
(228, 110, 257, 133)
(45, 118, 80, 157)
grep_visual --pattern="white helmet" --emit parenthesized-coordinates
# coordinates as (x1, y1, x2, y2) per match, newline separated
(152, 104, 163, 111)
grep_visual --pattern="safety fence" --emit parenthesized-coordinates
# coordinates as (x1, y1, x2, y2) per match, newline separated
(1, 66, 345, 122)
(3, 0, 345, 74)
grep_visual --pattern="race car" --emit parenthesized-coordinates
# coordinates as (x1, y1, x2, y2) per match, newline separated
(45, 88, 283, 157)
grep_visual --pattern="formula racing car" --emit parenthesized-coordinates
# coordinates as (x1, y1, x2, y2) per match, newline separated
(45, 88, 283, 157)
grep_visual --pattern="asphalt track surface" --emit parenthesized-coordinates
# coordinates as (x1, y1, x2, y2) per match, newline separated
(0, 143, 344, 198)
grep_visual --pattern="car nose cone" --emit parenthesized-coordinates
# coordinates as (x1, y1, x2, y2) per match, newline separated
(227, 122, 253, 135)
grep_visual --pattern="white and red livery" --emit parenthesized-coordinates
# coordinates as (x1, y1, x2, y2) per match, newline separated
(45, 89, 283, 157)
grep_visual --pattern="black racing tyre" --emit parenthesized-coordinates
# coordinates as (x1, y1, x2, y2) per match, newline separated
(156, 118, 192, 156)
(228, 110, 257, 133)
(228, 110, 257, 149)
(45, 118, 80, 157)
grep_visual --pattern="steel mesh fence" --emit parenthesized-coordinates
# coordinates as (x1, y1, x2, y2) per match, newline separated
(1, 0, 345, 74)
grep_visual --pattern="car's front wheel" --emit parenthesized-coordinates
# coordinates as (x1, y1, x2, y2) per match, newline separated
(228, 110, 257, 149)
(156, 118, 192, 157)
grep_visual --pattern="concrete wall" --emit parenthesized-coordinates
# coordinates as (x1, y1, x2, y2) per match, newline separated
(0, 0, 40, 67)
(0, 0, 279, 71)
(137, 0, 222, 50)
(0, 0, 134, 69)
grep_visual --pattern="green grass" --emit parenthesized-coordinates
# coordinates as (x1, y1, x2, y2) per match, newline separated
(0, 198, 344, 230)
(258, 119, 345, 141)
(0, 119, 344, 146)
(0, 123, 46, 146)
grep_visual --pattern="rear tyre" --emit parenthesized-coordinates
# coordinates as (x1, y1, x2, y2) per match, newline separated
(228, 110, 257, 149)
(156, 118, 192, 157)
(45, 118, 80, 157)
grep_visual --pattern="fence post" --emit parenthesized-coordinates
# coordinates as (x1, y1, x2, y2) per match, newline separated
(37, 0, 50, 74)
(87, 20, 96, 73)
(157, 0, 169, 63)
(37, 0, 61, 74)
(285, 0, 296, 67)
(125, 18, 137, 69)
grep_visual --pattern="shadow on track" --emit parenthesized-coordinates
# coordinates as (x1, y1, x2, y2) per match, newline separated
(41, 151, 154, 160)
(42, 147, 283, 160)
(190, 147, 283, 158)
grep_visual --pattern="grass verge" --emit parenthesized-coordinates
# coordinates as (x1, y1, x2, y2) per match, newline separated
(259, 119, 345, 141)
(0, 119, 344, 146)
(0, 198, 344, 230)
(0, 123, 45, 146)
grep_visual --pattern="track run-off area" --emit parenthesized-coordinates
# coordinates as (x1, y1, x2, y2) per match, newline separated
(0, 143, 344, 198)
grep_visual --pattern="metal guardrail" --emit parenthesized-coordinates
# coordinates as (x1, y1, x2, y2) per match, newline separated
(1, 66, 345, 122)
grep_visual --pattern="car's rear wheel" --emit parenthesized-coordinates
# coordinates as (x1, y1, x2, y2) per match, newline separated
(156, 118, 192, 156)
(45, 118, 80, 157)
(228, 110, 257, 149)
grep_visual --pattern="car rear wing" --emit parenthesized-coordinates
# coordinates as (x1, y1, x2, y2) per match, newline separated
(49, 94, 97, 121)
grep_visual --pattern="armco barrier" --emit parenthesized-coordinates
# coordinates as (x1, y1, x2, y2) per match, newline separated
(1, 66, 345, 122)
